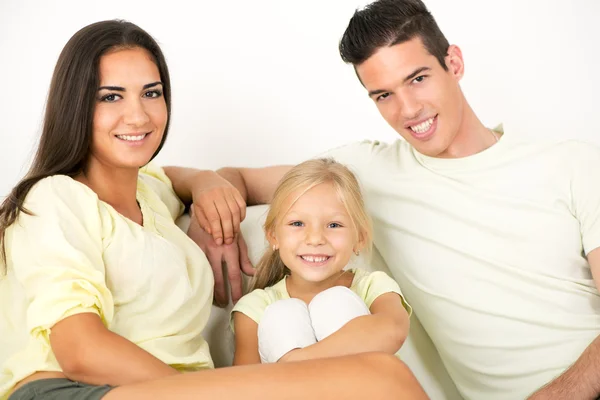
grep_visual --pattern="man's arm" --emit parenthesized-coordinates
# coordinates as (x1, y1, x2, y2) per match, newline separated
(216, 166, 292, 206)
(529, 248, 600, 399)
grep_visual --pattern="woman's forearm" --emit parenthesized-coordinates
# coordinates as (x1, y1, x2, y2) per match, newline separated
(51, 313, 179, 386)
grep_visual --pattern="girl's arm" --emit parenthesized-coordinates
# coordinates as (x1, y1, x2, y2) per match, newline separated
(50, 313, 179, 385)
(232, 312, 261, 365)
(281, 292, 409, 362)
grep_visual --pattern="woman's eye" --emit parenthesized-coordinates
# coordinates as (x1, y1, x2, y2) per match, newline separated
(100, 93, 119, 102)
(290, 221, 303, 227)
(328, 222, 342, 228)
(144, 90, 162, 98)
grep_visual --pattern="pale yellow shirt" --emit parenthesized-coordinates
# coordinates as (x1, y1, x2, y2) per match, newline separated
(0, 164, 214, 399)
(231, 268, 412, 350)
(323, 132, 600, 399)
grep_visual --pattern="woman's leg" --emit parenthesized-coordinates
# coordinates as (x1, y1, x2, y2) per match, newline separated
(104, 352, 428, 400)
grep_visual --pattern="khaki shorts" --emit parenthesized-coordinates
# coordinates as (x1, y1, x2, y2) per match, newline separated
(9, 378, 113, 400)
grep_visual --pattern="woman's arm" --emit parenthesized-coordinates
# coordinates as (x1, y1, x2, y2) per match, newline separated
(232, 312, 261, 366)
(281, 293, 409, 362)
(50, 313, 179, 386)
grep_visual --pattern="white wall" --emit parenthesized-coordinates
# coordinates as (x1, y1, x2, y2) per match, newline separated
(0, 0, 599, 197)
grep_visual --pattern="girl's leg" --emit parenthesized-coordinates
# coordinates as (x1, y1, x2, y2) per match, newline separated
(257, 298, 317, 363)
(308, 286, 370, 341)
(104, 352, 429, 400)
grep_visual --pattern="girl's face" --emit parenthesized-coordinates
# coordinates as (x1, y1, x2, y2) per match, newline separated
(89, 47, 167, 171)
(270, 182, 363, 286)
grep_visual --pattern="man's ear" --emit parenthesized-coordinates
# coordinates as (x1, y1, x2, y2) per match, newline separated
(445, 44, 465, 80)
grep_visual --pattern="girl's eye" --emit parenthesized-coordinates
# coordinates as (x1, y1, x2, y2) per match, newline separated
(144, 89, 163, 98)
(290, 221, 303, 227)
(328, 222, 342, 228)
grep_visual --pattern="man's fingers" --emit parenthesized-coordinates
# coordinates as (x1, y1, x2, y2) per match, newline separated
(224, 245, 243, 303)
(238, 234, 255, 276)
(209, 251, 227, 306)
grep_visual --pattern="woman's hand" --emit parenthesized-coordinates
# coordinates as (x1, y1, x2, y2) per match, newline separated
(189, 172, 247, 246)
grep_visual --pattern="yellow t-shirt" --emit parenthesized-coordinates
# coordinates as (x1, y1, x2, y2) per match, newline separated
(231, 268, 412, 355)
(322, 132, 600, 399)
(0, 164, 214, 399)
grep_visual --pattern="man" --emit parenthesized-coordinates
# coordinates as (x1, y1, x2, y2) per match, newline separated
(167, 0, 600, 398)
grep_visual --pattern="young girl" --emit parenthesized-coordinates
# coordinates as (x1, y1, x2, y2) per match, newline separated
(0, 20, 427, 400)
(232, 158, 412, 365)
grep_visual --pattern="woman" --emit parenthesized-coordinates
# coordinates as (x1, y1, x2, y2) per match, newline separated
(0, 20, 426, 400)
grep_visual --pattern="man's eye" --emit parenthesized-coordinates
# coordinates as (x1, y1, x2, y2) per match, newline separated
(413, 75, 427, 83)
(376, 93, 390, 102)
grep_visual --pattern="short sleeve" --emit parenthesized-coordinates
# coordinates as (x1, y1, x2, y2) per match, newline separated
(7, 176, 114, 342)
(318, 140, 381, 170)
(139, 163, 185, 221)
(569, 141, 600, 255)
(230, 289, 272, 332)
(352, 269, 412, 316)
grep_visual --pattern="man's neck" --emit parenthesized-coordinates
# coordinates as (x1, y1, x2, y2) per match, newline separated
(437, 102, 498, 159)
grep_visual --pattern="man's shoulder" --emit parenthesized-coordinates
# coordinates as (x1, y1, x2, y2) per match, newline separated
(318, 139, 411, 171)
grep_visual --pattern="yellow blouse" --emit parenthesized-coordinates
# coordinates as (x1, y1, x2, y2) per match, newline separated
(0, 164, 214, 399)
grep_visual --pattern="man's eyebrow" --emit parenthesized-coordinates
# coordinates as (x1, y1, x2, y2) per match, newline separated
(403, 67, 431, 83)
(367, 67, 431, 97)
(97, 81, 163, 91)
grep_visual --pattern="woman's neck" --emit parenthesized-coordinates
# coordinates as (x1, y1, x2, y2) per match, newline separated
(77, 160, 142, 224)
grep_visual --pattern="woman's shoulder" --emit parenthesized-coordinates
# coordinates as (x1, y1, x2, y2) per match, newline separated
(26, 174, 100, 209)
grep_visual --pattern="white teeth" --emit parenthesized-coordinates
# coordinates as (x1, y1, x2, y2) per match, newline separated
(409, 117, 434, 134)
(301, 255, 329, 263)
(116, 134, 147, 141)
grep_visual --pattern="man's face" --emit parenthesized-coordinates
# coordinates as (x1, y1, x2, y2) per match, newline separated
(356, 37, 465, 158)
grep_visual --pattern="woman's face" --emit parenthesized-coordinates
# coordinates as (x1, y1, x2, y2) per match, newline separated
(90, 47, 167, 171)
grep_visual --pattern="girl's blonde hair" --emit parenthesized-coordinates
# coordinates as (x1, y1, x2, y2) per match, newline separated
(251, 158, 373, 291)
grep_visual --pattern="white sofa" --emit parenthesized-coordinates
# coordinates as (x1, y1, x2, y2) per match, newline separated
(183, 205, 463, 399)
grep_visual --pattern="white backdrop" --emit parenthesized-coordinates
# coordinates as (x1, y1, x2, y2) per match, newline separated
(0, 0, 599, 197)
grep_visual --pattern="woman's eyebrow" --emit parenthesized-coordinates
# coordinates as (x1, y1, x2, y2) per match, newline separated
(97, 81, 163, 91)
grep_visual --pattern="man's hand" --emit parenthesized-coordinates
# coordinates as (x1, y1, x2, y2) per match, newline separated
(187, 215, 254, 306)
(190, 172, 246, 246)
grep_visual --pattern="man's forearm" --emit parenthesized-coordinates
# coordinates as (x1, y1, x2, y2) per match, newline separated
(530, 334, 600, 399)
